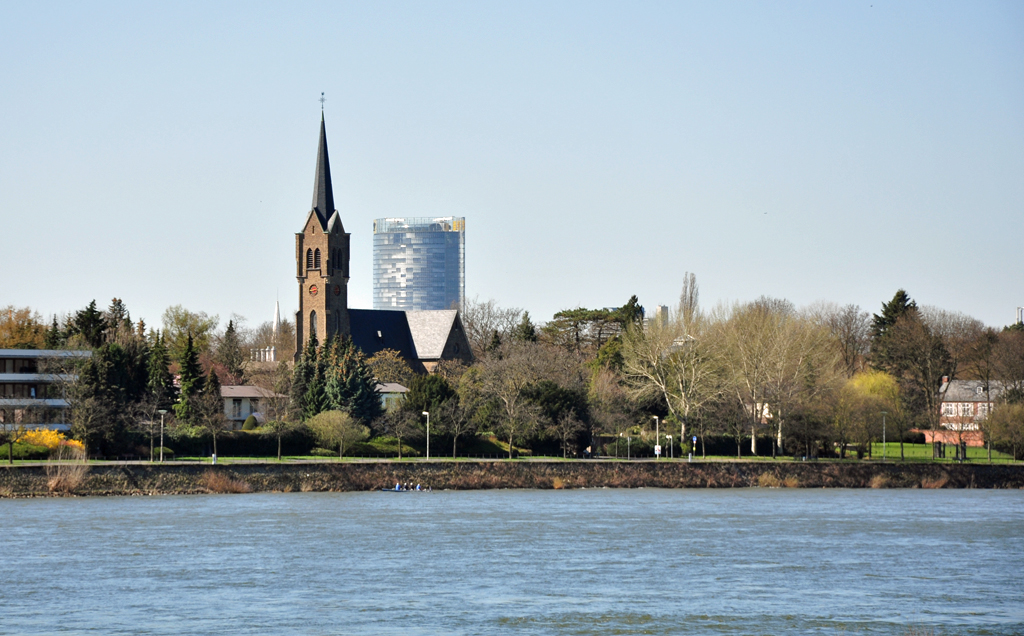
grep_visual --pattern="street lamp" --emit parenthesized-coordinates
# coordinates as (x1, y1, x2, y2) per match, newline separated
(422, 411, 430, 460)
(158, 409, 167, 462)
(653, 415, 660, 459)
(881, 411, 888, 462)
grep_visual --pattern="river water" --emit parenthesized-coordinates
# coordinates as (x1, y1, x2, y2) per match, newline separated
(3, 489, 1022, 635)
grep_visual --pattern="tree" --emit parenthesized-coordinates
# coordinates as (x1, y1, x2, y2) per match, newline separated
(994, 330, 1024, 403)
(403, 374, 457, 415)
(367, 348, 414, 385)
(0, 411, 28, 464)
(307, 410, 369, 458)
(715, 300, 783, 455)
(476, 342, 548, 458)
(459, 297, 523, 358)
(511, 311, 538, 343)
(323, 337, 382, 424)
(0, 306, 47, 349)
(848, 369, 906, 459)
(196, 368, 229, 459)
(988, 402, 1024, 460)
(214, 319, 247, 381)
(173, 333, 205, 426)
(376, 408, 420, 459)
(162, 305, 219, 361)
(249, 362, 294, 460)
(436, 395, 477, 457)
(879, 313, 950, 437)
(621, 281, 721, 452)
(811, 302, 870, 377)
(546, 409, 585, 458)
(147, 332, 176, 411)
(67, 300, 108, 348)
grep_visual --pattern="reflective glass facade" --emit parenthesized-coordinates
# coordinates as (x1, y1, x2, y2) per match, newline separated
(373, 217, 465, 311)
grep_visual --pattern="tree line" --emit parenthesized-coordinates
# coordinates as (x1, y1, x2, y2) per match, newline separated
(3, 282, 1023, 461)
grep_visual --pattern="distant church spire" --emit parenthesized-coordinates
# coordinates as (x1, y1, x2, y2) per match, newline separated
(273, 300, 281, 339)
(311, 112, 335, 227)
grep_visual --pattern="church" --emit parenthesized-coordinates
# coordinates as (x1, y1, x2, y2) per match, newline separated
(293, 114, 472, 373)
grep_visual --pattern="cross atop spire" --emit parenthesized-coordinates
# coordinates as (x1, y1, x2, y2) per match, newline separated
(311, 112, 335, 227)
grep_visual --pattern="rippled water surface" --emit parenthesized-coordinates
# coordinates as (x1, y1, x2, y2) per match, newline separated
(3, 488, 1023, 635)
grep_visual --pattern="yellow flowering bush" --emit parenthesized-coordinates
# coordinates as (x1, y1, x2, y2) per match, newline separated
(22, 429, 84, 451)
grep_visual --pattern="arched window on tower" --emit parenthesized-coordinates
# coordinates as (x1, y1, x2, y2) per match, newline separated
(306, 249, 313, 270)
(310, 311, 317, 342)
(314, 249, 321, 269)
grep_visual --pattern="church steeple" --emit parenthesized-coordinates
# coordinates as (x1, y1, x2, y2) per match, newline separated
(311, 112, 335, 227)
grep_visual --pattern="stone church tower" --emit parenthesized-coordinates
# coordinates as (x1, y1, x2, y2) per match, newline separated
(295, 113, 350, 355)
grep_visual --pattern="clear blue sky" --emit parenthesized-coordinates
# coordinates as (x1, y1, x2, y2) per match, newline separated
(2, 1, 1021, 332)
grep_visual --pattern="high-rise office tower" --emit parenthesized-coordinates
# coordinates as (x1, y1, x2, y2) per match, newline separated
(373, 217, 465, 311)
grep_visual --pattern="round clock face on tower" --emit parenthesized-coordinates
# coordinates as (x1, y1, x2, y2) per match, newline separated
(333, 285, 341, 296)
(309, 285, 318, 296)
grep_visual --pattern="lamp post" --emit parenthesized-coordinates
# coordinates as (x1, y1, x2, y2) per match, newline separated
(627, 435, 631, 459)
(667, 435, 673, 459)
(158, 409, 167, 462)
(422, 411, 430, 460)
(653, 415, 659, 459)
(881, 411, 887, 462)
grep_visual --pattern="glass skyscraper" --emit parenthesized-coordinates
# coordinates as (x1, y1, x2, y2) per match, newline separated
(372, 217, 465, 311)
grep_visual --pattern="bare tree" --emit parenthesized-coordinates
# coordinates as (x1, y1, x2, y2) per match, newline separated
(717, 301, 784, 455)
(436, 396, 477, 457)
(249, 362, 295, 460)
(377, 409, 420, 459)
(810, 302, 870, 377)
(546, 409, 585, 458)
(923, 307, 984, 428)
(0, 409, 28, 464)
(621, 277, 722, 450)
(475, 341, 552, 458)
(458, 296, 523, 358)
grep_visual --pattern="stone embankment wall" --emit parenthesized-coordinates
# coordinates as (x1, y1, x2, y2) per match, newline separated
(1, 460, 1022, 497)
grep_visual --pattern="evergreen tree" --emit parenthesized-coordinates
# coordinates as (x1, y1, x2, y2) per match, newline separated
(107, 298, 132, 331)
(324, 337, 382, 424)
(511, 311, 538, 342)
(215, 319, 246, 380)
(870, 289, 920, 371)
(290, 337, 319, 421)
(147, 332, 176, 410)
(486, 330, 502, 354)
(70, 300, 107, 348)
(173, 332, 205, 425)
(44, 316, 65, 349)
(617, 295, 644, 326)
(871, 289, 917, 340)
(403, 373, 456, 415)
(303, 348, 330, 421)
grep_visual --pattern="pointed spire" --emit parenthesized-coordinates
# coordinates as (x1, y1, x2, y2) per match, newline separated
(311, 112, 335, 227)
(273, 301, 281, 338)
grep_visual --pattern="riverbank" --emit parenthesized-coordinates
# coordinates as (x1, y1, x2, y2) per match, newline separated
(2, 459, 1023, 496)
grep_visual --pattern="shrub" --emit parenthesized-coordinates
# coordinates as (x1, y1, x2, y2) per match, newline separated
(310, 447, 336, 457)
(46, 445, 89, 493)
(757, 472, 782, 488)
(241, 415, 259, 431)
(7, 443, 50, 461)
(202, 470, 252, 493)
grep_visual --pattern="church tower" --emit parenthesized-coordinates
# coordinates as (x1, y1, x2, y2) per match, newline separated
(295, 113, 350, 355)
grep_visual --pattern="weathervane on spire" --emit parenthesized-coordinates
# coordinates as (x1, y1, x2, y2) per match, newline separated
(320, 92, 326, 111)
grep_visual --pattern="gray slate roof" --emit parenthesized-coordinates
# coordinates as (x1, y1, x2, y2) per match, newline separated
(406, 310, 459, 359)
(939, 380, 1005, 402)
(310, 112, 335, 230)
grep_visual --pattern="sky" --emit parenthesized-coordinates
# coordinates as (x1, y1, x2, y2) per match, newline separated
(2, 1, 1022, 333)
